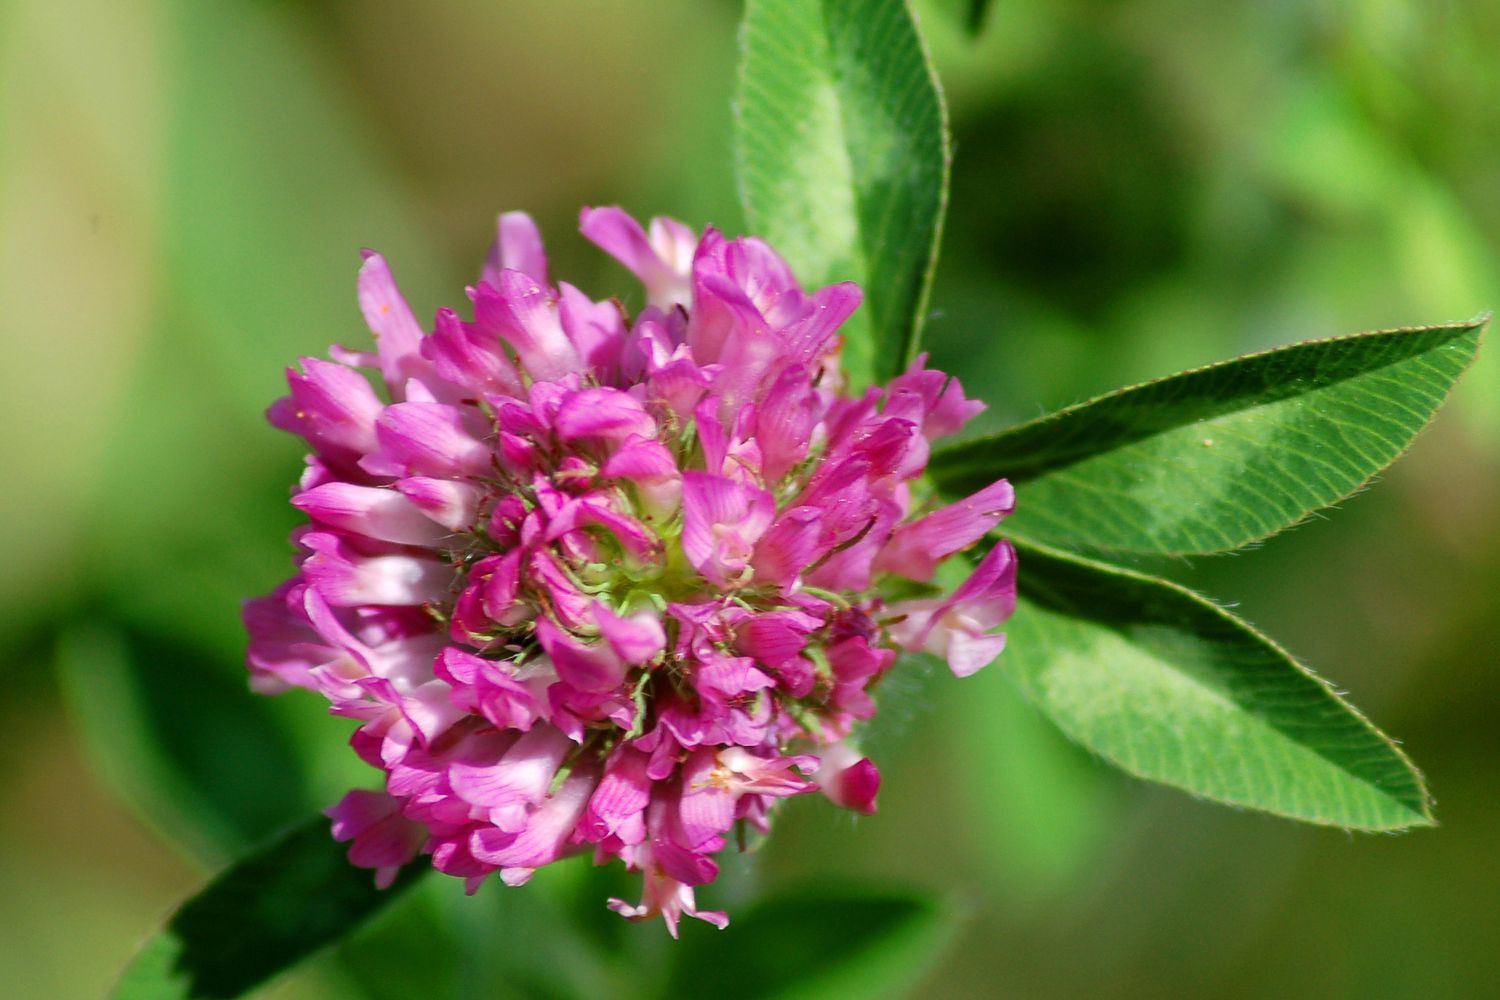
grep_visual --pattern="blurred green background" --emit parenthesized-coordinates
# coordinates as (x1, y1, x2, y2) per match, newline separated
(3, 0, 1498, 996)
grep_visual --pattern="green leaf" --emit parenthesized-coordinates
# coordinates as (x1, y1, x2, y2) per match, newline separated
(1002, 539, 1432, 830)
(338, 865, 607, 1000)
(57, 621, 311, 860)
(113, 815, 426, 1000)
(929, 319, 1486, 556)
(950, 662, 1121, 900)
(734, 0, 950, 387)
(670, 887, 950, 1000)
(963, 0, 994, 35)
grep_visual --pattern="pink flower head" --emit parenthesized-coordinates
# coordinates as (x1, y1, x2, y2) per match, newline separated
(247, 207, 1015, 932)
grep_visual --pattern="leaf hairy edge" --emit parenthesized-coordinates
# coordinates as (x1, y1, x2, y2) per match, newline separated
(113, 814, 427, 1000)
(928, 317, 1487, 556)
(733, 0, 951, 387)
(998, 537, 1434, 831)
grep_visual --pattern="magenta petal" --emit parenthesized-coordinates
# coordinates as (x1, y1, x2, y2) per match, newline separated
(371, 402, 491, 478)
(480, 270, 581, 381)
(582, 747, 651, 845)
(680, 473, 776, 586)
(555, 387, 657, 443)
(779, 281, 863, 363)
(815, 744, 880, 815)
(946, 632, 1008, 678)
(424, 306, 524, 397)
(695, 656, 775, 701)
(580, 205, 695, 307)
(944, 540, 1019, 628)
(293, 483, 451, 546)
(325, 789, 424, 887)
(607, 860, 727, 936)
(755, 366, 819, 483)
(716, 747, 818, 798)
(737, 612, 816, 667)
(593, 603, 667, 665)
(559, 282, 626, 381)
(300, 532, 449, 607)
(602, 436, 680, 483)
(394, 477, 482, 532)
(482, 210, 550, 287)
(271, 357, 385, 456)
(877, 478, 1015, 581)
(358, 251, 430, 394)
(469, 762, 600, 873)
(750, 506, 824, 588)
(653, 839, 719, 889)
(889, 541, 1018, 676)
(449, 726, 572, 810)
(831, 758, 880, 815)
(889, 357, 987, 440)
(536, 616, 628, 693)
(678, 753, 736, 850)
(435, 648, 541, 730)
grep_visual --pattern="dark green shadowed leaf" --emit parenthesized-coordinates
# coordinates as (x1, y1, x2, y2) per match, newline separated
(670, 888, 950, 1000)
(929, 319, 1486, 556)
(1002, 540, 1432, 830)
(57, 622, 310, 859)
(964, 0, 995, 35)
(735, 0, 950, 387)
(113, 815, 427, 1000)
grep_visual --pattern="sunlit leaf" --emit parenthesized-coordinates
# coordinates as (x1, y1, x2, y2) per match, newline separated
(1002, 540, 1432, 830)
(930, 320, 1486, 556)
(735, 0, 950, 387)
(113, 815, 425, 1000)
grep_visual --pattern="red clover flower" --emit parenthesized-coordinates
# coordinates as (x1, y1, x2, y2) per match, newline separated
(245, 208, 1016, 934)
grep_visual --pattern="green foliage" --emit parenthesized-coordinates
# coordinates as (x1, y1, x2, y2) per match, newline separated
(950, 662, 1121, 899)
(112, 817, 427, 1000)
(118, 844, 944, 1000)
(57, 622, 311, 860)
(1001, 540, 1432, 830)
(670, 889, 949, 1000)
(339, 861, 631, 1000)
(73, 0, 1489, 995)
(930, 319, 1486, 556)
(735, 0, 950, 387)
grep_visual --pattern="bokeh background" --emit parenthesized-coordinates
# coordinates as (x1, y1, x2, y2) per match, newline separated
(3, 0, 1498, 996)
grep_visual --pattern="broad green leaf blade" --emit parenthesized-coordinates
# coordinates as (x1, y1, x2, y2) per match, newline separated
(113, 815, 426, 1000)
(929, 320, 1486, 556)
(57, 622, 311, 860)
(1004, 540, 1432, 830)
(670, 888, 950, 1000)
(735, 0, 950, 387)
